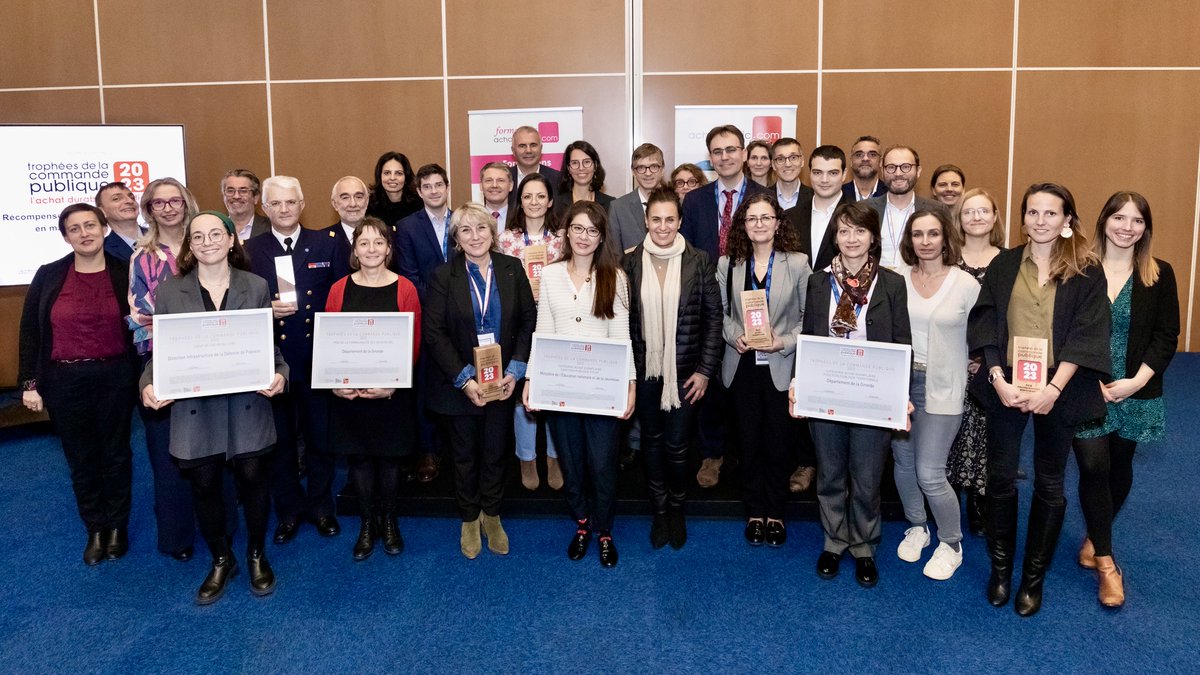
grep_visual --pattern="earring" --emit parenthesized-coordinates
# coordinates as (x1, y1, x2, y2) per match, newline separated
(1060, 226, 1073, 239)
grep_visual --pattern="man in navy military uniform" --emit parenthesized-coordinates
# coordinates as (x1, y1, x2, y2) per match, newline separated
(323, 175, 370, 269)
(245, 175, 349, 544)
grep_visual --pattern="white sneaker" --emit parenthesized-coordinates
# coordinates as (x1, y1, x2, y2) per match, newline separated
(923, 542, 964, 580)
(896, 525, 930, 562)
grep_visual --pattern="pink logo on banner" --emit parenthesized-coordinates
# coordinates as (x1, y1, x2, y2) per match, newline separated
(538, 122, 560, 144)
(751, 116, 783, 142)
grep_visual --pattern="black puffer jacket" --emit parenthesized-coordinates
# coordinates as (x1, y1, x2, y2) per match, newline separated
(622, 241, 723, 381)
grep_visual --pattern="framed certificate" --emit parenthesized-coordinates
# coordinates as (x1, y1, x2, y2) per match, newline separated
(311, 312, 415, 389)
(528, 333, 632, 416)
(793, 334, 912, 430)
(152, 308, 275, 400)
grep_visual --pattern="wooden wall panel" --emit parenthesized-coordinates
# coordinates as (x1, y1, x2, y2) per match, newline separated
(103, 85, 271, 213)
(824, 0, 1013, 70)
(0, 0, 98, 88)
(447, 76, 628, 199)
(98, 0, 265, 84)
(643, 0, 818, 72)
(446, 0, 625, 76)
(1019, 0, 1200, 67)
(1012, 71, 1200, 349)
(271, 80, 447, 228)
(268, 0, 443, 80)
(0, 90, 102, 124)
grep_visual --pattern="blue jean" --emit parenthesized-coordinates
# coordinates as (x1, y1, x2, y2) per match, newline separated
(891, 369, 964, 545)
(514, 406, 556, 461)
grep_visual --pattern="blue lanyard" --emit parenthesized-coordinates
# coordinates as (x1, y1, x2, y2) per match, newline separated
(467, 262, 494, 333)
(749, 251, 775, 304)
(830, 281, 866, 322)
(523, 229, 550, 247)
(714, 178, 746, 220)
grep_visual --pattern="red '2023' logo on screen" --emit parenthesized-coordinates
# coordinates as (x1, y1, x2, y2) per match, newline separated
(538, 122, 559, 144)
(114, 161, 149, 192)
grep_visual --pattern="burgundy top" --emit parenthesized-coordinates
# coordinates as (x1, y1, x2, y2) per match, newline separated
(50, 264, 127, 361)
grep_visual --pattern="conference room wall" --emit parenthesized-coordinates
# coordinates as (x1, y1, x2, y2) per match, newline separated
(3, 0, 1200, 385)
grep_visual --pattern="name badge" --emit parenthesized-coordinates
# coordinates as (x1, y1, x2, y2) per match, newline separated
(755, 351, 770, 366)
(477, 333, 496, 346)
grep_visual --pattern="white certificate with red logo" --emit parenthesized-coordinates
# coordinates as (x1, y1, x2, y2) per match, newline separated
(793, 335, 912, 430)
(528, 333, 631, 417)
(310, 312, 415, 389)
(152, 308, 275, 400)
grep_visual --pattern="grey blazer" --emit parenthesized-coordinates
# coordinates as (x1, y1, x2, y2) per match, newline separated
(716, 250, 810, 391)
(140, 267, 289, 462)
(607, 190, 647, 256)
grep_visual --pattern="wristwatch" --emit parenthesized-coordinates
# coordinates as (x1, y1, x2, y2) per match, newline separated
(987, 368, 1003, 384)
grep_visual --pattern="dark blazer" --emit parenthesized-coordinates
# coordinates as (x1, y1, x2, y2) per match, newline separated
(103, 231, 137, 264)
(621, 241, 723, 384)
(322, 222, 354, 274)
(862, 194, 947, 224)
(422, 252, 536, 417)
(967, 245, 1111, 424)
(784, 191, 850, 272)
(244, 226, 347, 382)
(842, 179, 886, 203)
(139, 268, 288, 462)
(802, 266, 911, 346)
(18, 252, 137, 388)
(679, 178, 769, 263)
(1122, 259, 1179, 400)
(607, 189, 648, 256)
(508, 164, 562, 209)
(551, 191, 615, 230)
(394, 208, 452, 300)
(241, 214, 271, 241)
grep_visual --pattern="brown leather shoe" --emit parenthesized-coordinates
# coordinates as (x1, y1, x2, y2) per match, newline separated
(789, 466, 815, 493)
(696, 458, 723, 488)
(546, 457, 564, 491)
(1078, 537, 1097, 569)
(520, 460, 540, 491)
(417, 454, 440, 483)
(1095, 555, 1125, 608)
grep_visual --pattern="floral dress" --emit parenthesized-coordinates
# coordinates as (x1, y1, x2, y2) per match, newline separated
(946, 259, 990, 495)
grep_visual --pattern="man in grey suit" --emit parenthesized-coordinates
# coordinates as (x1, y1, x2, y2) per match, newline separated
(222, 169, 270, 242)
(862, 145, 946, 272)
(607, 143, 665, 255)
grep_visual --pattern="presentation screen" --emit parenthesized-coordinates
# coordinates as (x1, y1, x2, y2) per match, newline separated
(0, 124, 187, 286)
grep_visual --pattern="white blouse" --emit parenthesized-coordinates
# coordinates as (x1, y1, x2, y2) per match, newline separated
(531, 261, 636, 379)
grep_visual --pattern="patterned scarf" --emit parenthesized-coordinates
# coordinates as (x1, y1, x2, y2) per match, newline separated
(830, 255, 877, 337)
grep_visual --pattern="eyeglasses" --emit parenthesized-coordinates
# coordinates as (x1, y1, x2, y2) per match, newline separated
(189, 231, 229, 245)
(632, 163, 663, 175)
(569, 224, 601, 238)
(744, 215, 777, 226)
(674, 178, 699, 189)
(266, 199, 301, 210)
(568, 158, 594, 169)
(148, 197, 185, 211)
(710, 146, 743, 158)
(852, 151, 880, 160)
(773, 154, 803, 165)
(883, 163, 916, 174)
(223, 187, 255, 197)
(961, 207, 994, 219)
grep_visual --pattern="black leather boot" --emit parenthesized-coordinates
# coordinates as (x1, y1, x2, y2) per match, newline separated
(986, 493, 1018, 607)
(1014, 494, 1066, 617)
(83, 531, 105, 566)
(353, 512, 376, 561)
(966, 493, 987, 538)
(196, 539, 239, 605)
(649, 512, 669, 550)
(104, 527, 129, 560)
(381, 508, 404, 555)
(667, 506, 687, 550)
(246, 546, 276, 597)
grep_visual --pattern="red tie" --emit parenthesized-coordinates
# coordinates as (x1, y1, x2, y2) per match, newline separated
(492, 211, 500, 220)
(718, 189, 736, 256)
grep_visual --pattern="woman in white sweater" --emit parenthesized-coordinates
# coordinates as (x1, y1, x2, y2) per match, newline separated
(892, 208, 980, 580)
(523, 201, 635, 568)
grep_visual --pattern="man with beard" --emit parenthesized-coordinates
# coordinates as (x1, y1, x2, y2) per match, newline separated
(222, 169, 270, 242)
(864, 144, 945, 271)
(841, 136, 886, 203)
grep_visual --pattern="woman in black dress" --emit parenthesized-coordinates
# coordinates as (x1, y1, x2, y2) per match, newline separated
(366, 151, 422, 228)
(325, 216, 422, 561)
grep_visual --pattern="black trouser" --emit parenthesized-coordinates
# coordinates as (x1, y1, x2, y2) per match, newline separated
(1073, 432, 1138, 557)
(346, 455, 402, 514)
(187, 453, 271, 553)
(269, 384, 336, 523)
(986, 403, 1075, 504)
(637, 378, 694, 512)
(730, 358, 792, 520)
(441, 403, 511, 522)
(42, 358, 136, 533)
(547, 412, 620, 533)
(696, 378, 732, 460)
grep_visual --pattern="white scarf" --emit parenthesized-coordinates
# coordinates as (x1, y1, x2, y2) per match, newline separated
(640, 235, 686, 410)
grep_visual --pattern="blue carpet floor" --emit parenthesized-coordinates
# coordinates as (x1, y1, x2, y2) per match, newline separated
(2, 357, 1199, 673)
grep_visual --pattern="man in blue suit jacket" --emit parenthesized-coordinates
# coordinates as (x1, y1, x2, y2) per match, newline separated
(95, 182, 144, 263)
(245, 175, 349, 545)
(678, 124, 768, 488)
(393, 163, 453, 481)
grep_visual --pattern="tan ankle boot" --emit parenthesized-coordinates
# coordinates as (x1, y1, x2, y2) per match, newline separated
(480, 513, 510, 555)
(1078, 537, 1097, 569)
(1095, 555, 1125, 608)
(546, 457, 564, 490)
(460, 517, 481, 559)
(520, 460, 540, 491)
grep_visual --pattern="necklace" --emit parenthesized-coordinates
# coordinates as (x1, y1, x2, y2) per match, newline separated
(914, 266, 948, 290)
